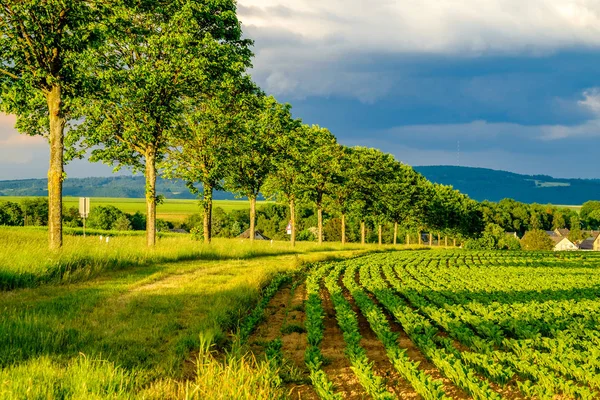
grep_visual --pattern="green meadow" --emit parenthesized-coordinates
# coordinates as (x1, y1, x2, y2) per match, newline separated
(0, 197, 271, 223)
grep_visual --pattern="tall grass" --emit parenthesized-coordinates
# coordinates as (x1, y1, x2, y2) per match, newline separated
(0, 355, 139, 399)
(141, 335, 286, 399)
(0, 226, 372, 290)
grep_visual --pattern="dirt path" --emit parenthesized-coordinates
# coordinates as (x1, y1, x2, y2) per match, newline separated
(248, 281, 318, 399)
(320, 288, 368, 399)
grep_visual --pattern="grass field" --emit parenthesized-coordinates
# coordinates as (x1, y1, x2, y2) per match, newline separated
(0, 196, 271, 222)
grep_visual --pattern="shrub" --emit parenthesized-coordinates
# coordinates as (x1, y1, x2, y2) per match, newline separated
(521, 229, 554, 251)
(0, 201, 24, 226)
(113, 215, 132, 231)
(87, 206, 125, 230)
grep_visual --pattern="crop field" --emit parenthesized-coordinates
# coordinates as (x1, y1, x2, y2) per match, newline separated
(4, 236, 600, 399)
(246, 250, 600, 399)
(0, 196, 269, 222)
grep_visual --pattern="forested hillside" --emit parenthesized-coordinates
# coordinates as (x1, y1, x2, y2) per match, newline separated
(415, 166, 600, 204)
(3, 166, 600, 204)
(0, 176, 236, 200)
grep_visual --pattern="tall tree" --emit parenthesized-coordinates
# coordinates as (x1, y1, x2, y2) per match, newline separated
(300, 125, 340, 244)
(347, 147, 392, 245)
(325, 146, 354, 244)
(226, 95, 294, 242)
(0, 1, 104, 249)
(79, 0, 251, 246)
(263, 118, 304, 246)
(383, 164, 430, 245)
(166, 77, 252, 243)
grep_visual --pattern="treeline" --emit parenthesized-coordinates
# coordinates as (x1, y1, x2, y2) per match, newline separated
(0, 3, 596, 249)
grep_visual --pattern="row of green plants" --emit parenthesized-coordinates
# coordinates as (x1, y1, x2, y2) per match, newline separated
(340, 263, 450, 399)
(344, 251, 600, 398)
(304, 263, 342, 399)
(323, 264, 395, 399)
(352, 259, 503, 400)
(388, 255, 597, 398)
(401, 256, 600, 394)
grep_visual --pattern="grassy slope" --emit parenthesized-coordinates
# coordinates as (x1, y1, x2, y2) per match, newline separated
(0, 226, 391, 398)
(0, 196, 271, 222)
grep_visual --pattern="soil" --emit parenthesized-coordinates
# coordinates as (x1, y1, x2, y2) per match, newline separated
(320, 288, 368, 399)
(247, 282, 319, 399)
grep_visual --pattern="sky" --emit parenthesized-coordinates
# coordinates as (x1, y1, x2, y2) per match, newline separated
(2, 0, 600, 180)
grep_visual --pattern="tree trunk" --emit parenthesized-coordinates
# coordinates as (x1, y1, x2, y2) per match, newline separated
(341, 213, 346, 245)
(249, 195, 256, 243)
(393, 222, 398, 245)
(453, 238, 457, 247)
(290, 198, 296, 247)
(445, 236, 448, 247)
(429, 233, 432, 246)
(203, 184, 213, 244)
(361, 221, 366, 245)
(145, 147, 157, 247)
(418, 230, 422, 245)
(378, 224, 383, 246)
(406, 233, 410, 245)
(437, 233, 441, 246)
(47, 85, 66, 250)
(317, 205, 323, 244)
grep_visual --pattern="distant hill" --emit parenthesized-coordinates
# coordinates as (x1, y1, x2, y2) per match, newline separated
(414, 166, 600, 204)
(0, 176, 237, 200)
(2, 166, 599, 204)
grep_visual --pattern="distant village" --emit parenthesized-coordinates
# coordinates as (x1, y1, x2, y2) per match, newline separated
(538, 229, 599, 251)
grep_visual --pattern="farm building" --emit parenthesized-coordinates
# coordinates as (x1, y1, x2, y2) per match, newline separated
(552, 237, 578, 251)
(555, 228, 570, 237)
(579, 232, 600, 251)
(238, 229, 270, 240)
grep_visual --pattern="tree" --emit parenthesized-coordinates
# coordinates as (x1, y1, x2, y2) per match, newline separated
(521, 229, 554, 251)
(581, 201, 600, 229)
(383, 164, 430, 245)
(325, 146, 355, 244)
(87, 205, 125, 231)
(226, 95, 294, 242)
(0, 201, 23, 226)
(79, 0, 251, 246)
(263, 119, 304, 246)
(568, 216, 585, 244)
(166, 77, 252, 244)
(346, 147, 392, 245)
(0, 1, 105, 248)
(21, 198, 49, 226)
(299, 125, 340, 244)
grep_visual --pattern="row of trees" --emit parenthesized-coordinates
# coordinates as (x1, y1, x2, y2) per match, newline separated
(1, 0, 484, 249)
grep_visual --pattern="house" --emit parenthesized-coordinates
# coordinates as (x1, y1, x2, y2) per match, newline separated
(506, 232, 518, 238)
(238, 229, 270, 240)
(554, 228, 570, 237)
(546, 230, 560, 238)
(579, 232, 600, 251)
(553, 237, 578, 251)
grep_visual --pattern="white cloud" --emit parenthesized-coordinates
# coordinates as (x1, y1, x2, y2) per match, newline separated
(240, 0, 600, 100)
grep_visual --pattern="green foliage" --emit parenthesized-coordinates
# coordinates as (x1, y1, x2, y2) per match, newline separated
(87, 206, 126, 231)
(521, 229, 555, 251)
(580, 201, 600, 230)
(464, 223, 521, 250)
(21, 197, 49, 226)
(0, 201, 23, 226)
(568, 216, 586, 243)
